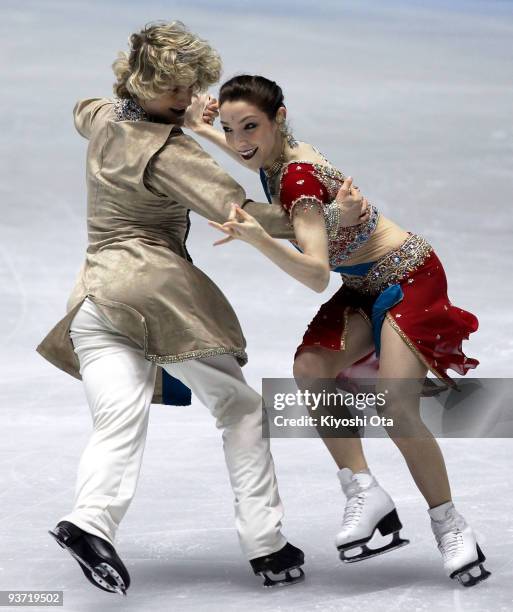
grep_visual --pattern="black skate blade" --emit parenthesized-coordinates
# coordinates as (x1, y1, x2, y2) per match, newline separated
(451, 544, 491, 587)
(260, 566, 305, 588)
(339, 532, 410, 563)
(48, 529, 127, 595)
(455, 564, 491, 588)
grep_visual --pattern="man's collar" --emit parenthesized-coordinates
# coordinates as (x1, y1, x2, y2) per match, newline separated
(113, 97, 152, 122)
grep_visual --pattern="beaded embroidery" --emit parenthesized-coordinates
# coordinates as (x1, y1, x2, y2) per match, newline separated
(323, 200, 341, 240)
(329, 206, 380, 267)
(289, 195, 325, 216)
(273, 158, 380, 264)
(340, 234, 432, 295)
(113, 97, 152, 122)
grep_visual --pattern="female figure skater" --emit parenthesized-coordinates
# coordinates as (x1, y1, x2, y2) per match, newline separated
(185, 75, 490, 587)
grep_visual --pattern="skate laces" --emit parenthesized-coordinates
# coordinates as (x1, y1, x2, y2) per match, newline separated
(439, 530, 464, 559)
(432, 509, 467, 560)
(342, 492, 366, 528)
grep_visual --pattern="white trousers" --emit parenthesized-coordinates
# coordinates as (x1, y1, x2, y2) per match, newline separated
(60, 298, 286, 560)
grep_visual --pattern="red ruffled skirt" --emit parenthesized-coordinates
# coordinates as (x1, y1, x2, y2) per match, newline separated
(296, 236, 479, 387)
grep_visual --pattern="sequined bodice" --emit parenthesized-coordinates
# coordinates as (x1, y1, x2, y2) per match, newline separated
(265, 156, 380, 268)
(287, 161, 380, 267)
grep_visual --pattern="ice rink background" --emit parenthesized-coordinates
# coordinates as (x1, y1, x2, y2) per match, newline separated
(1, 0, 513, 610)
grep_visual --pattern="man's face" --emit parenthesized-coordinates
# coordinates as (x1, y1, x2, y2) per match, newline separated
(139, 84, 195, 124)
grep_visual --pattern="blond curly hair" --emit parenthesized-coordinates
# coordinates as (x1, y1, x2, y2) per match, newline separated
(112, 21, 222, 100)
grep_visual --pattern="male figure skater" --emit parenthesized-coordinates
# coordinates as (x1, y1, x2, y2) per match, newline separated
(37, 20, 368, 594)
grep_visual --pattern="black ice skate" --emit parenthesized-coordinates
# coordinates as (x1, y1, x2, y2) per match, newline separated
(49, 521, 130, 595)
(250, 542, 305, 587)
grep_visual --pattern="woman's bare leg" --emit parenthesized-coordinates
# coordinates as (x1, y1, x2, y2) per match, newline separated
(378, 317, 451, 508)
(293, 312, 374, 472)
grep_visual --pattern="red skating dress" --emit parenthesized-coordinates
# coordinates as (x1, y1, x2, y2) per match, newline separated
(261, 160, 479, 388)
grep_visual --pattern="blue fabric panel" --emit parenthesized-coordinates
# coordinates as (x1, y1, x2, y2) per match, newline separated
(162, 369, 192, 406)
(334, 261, 376, 275)
(371, 284, 404, 356)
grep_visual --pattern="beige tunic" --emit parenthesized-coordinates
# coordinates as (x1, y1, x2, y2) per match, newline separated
(36, 98, 294, 402)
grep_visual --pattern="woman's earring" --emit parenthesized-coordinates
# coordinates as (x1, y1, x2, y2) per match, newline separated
(279, 120, 298, 148)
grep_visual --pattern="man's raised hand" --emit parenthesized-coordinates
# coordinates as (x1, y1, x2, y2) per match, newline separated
(335, 177, 370, 227)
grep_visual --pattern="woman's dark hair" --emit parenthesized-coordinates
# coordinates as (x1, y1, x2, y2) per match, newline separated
(219, 75, 285, 120)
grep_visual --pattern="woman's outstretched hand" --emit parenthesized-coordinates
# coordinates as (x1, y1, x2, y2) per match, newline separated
(336, 177, 370, 227)
(208, 204, 266, 247)
(184, 93, 219, 130)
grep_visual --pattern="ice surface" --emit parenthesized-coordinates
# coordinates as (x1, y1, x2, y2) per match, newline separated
(1, 0, 512, 610)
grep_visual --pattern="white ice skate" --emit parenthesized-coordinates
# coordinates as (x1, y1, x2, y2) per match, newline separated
(429, 501, 491, 587)
(335, 468, 409, 563)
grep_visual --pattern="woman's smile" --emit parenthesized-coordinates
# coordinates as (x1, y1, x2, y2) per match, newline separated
(238, 146, 259, 160)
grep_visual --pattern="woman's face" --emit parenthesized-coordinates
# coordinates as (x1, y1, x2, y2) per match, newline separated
(138, 84, 195, 124)
(220, 100, 283, 170)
